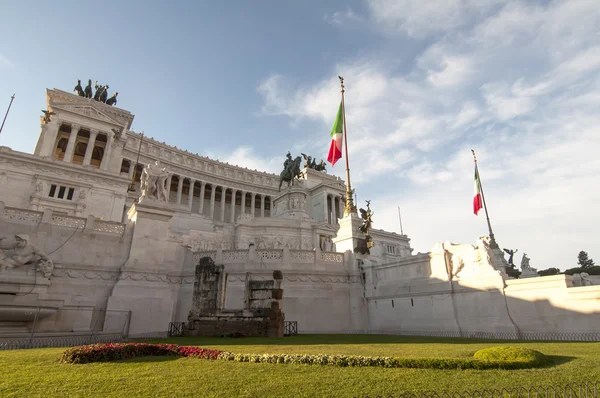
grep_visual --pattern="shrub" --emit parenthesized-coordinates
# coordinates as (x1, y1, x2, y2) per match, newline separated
(473, 346, 550, 367)
(59, 343, 221, 364)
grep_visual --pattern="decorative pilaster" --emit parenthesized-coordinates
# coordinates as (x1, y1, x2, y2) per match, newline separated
(83, 129, 98, 166)
(332, 196, 338, 224)
(63, 124, 79, 162)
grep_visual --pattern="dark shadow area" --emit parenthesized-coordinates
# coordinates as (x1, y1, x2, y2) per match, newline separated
(544, 355, 577, 367)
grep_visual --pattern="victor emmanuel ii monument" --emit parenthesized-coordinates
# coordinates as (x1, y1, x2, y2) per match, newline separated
(0, 81, 598, 340)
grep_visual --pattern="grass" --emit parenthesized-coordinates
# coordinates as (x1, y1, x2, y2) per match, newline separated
(1, 334, 599, 397)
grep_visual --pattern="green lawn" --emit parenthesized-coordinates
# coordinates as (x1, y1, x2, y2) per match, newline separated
(1, 335, 599, 397)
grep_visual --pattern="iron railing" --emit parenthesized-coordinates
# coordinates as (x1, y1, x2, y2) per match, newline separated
(168, 322, 186, 337)
(357, 381, 599, 398)
(367, 330, 600, 342)
(284, 321, 298, 336)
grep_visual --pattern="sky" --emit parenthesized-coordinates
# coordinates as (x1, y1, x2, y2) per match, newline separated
(1, 0, 599, 271)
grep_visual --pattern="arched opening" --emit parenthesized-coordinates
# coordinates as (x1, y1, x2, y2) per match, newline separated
(53, 124, 72, 160)
(90, 134, 107, 167)
(72, 130, 90, 165)
(120, 159, 131, 174)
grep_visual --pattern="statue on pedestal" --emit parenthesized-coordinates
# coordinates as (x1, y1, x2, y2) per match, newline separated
(140, 161, 170, 202)
(0, 235, 54, 278)
(278, 151, 302, 191)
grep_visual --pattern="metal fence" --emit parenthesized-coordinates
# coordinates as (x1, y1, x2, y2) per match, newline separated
(366, 330, 600, 342)
(0, 306, 131, 350)
(168, 322, 186, 337)
(284, 321, 298, 336)
(357, 381, 599, 398)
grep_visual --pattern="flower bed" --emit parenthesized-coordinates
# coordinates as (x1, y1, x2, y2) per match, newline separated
(60, 343, 548, 369)
(59, 343, 221, 364)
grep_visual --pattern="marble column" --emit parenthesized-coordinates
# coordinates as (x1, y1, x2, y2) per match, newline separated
(83, 129, 98, 166)
(323, 192, 329, 223)
(127, 160, 135, 180)
(230, 189, 237, 223)
(220, 187, 226, 222)
(260, 195, 265, 217)
(209, 185, 216, 219)
(188, 179, 196, 210)
(63, 124, 79, 163)
(332, 196, 338, 224)
(250, 193, 256, 217)
(176, 177, 183, 204)
(240, 191, 246, 215)
(100, 133, 113, 170)
(165, 174, 172, 202)
(199, 182, 206, 214)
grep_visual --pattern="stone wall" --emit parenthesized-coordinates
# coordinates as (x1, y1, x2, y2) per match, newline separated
(0, 202, 132, 334)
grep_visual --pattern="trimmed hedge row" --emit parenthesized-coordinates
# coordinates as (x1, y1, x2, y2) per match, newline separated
(59, 343, 549, 370)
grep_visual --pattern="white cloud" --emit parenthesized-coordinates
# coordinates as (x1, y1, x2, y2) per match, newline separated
(205, 147, 281, 175)
(256, 0, 600, 270)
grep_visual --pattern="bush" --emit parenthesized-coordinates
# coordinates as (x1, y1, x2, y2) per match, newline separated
(473, 346, 550, 367)
(564, 266, 600, 276)
(59, 343, 221, 364)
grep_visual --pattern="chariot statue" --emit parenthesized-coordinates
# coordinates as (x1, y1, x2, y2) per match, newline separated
(140, 161, 170, 202)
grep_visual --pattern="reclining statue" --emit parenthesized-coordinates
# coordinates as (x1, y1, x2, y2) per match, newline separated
(0, 234, 54, 278)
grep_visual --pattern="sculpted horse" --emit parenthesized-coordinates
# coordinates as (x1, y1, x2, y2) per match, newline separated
(279, 156, 302, 191)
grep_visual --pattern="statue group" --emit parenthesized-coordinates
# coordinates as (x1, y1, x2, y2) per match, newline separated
(140, 161, 170, 202)
(74, 79, 118, 106)
(301, 153, 327, 172)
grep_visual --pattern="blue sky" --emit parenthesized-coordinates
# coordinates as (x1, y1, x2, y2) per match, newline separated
(1, 0, 599, 271)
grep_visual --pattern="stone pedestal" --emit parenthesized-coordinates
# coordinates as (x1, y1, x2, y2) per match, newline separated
(272, 187, 308, 219)
(105, 200, 186, 335)
(332, 213, 364, 254)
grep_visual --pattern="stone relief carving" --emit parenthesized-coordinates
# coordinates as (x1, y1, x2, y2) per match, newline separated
(443, 236, 494, 278)
(0, 234, 54, 278)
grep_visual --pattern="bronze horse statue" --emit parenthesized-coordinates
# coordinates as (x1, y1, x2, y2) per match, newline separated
(279, 156, 302, 191)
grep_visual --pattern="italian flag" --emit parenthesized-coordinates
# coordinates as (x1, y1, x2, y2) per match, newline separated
(327, 101, 343, 166)
(473, 166, 483, 215)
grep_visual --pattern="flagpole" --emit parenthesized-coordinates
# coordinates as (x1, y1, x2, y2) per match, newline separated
(398, 206, 404, 235)
(0, 94, 16, 137)
(129, 132, 144, 193)
(471, 149, 498, 248)
(339, 76, 356, 215)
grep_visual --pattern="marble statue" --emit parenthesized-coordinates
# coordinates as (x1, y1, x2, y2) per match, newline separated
(140, 160, 169, 202)
(442, 236, 495, 279)
(0, 234, 54, 278)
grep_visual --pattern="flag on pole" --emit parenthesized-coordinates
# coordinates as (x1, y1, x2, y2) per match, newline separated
(473, 166, 483, 215)
(327, 101, 343, 166)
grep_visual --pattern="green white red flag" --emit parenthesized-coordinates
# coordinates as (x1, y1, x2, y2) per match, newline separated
(473, 166, 483, 215)
(327, 101, 343, 166)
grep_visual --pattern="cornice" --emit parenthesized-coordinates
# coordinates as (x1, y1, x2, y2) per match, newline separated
(0, 147, 130, 189)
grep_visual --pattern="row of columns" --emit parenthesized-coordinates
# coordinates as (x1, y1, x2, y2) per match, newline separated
(325, 193, 344, 224)
(61, 124, 111, 169)
(124, 160, 272, 222)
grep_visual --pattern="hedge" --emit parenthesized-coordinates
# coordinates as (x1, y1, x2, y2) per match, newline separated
(60, 343, 549, 370)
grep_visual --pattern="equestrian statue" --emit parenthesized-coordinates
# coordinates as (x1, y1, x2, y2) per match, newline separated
(279, 151, 303, 191)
